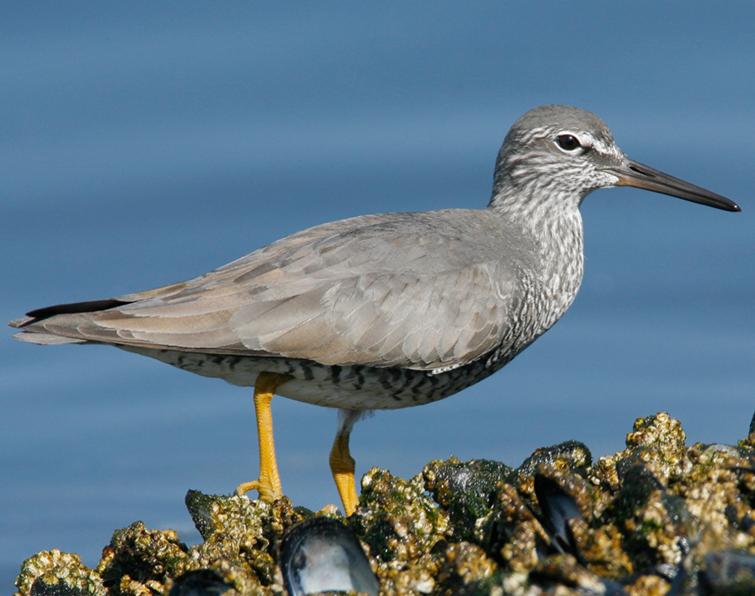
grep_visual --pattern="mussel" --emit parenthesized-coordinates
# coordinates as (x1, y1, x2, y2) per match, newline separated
(280, 517, 379, 596)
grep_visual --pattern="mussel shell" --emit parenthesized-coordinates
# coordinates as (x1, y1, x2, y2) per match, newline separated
(699, 550, 755, 594)
(169, 569, 234, 595)
(30, 579, 82, 596)
(280, 517, 379, 596)
(533, 473, 583, 556)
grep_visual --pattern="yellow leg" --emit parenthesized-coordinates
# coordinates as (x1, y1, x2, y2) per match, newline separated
(235, 372, 289, 502)
(329, 428, 358, 516)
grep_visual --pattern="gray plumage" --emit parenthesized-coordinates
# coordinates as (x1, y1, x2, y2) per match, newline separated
(9, 105, 739, 411)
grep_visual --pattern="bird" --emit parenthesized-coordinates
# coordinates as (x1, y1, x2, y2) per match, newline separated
(10, 105, 740, 516)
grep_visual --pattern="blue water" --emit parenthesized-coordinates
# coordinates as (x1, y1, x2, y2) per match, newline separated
(1, 2, 753, 590)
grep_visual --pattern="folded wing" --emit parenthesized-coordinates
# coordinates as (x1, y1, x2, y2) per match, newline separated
(14, 212, 524, 371)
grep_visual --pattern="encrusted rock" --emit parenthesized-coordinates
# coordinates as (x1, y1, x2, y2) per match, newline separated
(433, 541, 501, 595)
(479, 482, 543, 572)
(16, 550, 105, 596)
(97, 521, 188, 589)
(530, 553, 614, 594)
(591, 412, 689, 492)
(349, 467, 449, 592)
(13, 410, 755, 595)
(518, 440, 593, 478)
(680, 443, 754, 554)
(422, 457, 512, 542)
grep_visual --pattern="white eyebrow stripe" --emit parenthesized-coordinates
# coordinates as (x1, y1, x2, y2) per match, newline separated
(592, 138, 611, 152)
(591, 137, 622, 158)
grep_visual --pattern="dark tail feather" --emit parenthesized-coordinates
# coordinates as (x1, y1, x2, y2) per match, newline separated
(11, 299, 131, 328)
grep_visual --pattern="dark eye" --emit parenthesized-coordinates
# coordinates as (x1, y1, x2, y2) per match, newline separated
(556, 134, 581, 152)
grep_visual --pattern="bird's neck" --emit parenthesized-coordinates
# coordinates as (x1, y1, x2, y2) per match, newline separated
(489, 186, 585, 323)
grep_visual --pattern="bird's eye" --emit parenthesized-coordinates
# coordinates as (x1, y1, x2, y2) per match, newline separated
(556, 134, 582, 152)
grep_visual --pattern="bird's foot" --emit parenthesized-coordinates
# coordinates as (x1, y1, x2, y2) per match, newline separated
(235, 476, 282, 503)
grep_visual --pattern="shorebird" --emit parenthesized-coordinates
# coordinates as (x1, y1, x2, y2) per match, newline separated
(10, 105, 740, 515)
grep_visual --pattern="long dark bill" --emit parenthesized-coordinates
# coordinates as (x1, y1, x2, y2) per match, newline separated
(612, 159, 741, 212)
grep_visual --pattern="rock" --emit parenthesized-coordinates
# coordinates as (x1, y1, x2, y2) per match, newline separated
(433, 541, 501, 595)
(422, 457, 513, 542)
(16, 550, 105, 596)
(348, 467, 449, 593)
(97, 521, 189, 589)
(518, 440, 593, 477)
(591, 412, 689, 492)
(13, 411, 755, 595)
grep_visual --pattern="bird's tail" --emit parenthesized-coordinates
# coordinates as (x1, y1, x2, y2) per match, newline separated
(9, 298, 130, 345)
(12, 331, 86, 345)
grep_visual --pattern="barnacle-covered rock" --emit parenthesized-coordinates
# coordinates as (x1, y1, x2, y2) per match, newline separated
(15, 550, 105, 596)
(516, 440, 592, 499)
(529, 553, 613, 594)
(422, 457, 512, 542)
(349, 467, 449, 592)
(608, 464, 691, 573)
(13, 410, 755, 595)
(184, 490, 304, 586)
(182, 491, 309, 592)
(433, 541, 501, 595)
(531, 471, 632, 578)
(478, 482, 544, 572)
(96, 521, 188, 590)
(680, 443, 754, 554)
(591, 412, 689, 491)
(624, 573, 670, 596)
(350, 467, 448, 564)
(568, 518, 633, 579)
(621, 485, 690, 571)
(532, 467, 594, 524)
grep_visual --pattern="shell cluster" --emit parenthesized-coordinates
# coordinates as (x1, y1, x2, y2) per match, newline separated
(14, 411, 755, 595)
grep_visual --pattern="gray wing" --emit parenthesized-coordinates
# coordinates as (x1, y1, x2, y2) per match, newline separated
(16, 211, 526, 371)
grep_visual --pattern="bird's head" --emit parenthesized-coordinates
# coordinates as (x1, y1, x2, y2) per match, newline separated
(491, 104, 740, 215)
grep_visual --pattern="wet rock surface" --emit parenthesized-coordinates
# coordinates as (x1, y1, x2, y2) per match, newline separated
(13, 412, 755, 595)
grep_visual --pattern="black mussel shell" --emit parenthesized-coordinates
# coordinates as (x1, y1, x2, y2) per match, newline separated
(534, 473, 583, 556)
(169, 569, 234, 595)
(280, 517, 379, 596)
(699, 550, 755, 594)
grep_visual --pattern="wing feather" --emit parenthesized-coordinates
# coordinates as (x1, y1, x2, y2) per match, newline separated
(17, 211, 529, 370)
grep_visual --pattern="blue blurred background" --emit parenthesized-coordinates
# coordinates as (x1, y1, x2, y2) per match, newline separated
(1, 1, 753, 589)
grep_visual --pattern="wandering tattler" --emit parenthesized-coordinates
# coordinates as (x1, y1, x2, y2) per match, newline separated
(10, 105, 740, 515)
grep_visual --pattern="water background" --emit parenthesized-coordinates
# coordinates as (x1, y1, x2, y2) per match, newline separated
(1, 2, 753, 590)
